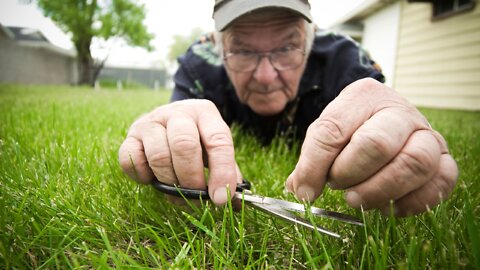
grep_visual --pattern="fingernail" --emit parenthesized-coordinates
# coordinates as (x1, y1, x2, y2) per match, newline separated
(345, 191, 363, 208)
(213, 187, 228, 205)
(296, 185, 315, 202)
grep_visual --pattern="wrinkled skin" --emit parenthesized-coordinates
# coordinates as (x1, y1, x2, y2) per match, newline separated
(118, 10, 457, 216)
(285, 78, 457, 217)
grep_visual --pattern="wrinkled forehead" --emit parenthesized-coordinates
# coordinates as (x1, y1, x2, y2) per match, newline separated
(223, 8, 306, 46)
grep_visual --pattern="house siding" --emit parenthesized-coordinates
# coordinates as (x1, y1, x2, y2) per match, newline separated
(0, 37, 78, 85)
(394, 0, 480, 110)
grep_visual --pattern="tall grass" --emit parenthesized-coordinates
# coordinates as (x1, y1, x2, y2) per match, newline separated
(0, 84, 478, 269)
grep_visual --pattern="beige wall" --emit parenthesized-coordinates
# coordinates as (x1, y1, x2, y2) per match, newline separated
(0, 37, 78, 85)
(394, 0, 480, 110)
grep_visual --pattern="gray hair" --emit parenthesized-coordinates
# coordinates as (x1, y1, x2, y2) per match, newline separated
(214, 19, 315, 62)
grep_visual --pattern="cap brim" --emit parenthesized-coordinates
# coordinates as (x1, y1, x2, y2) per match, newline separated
(213, 0, 312, 31)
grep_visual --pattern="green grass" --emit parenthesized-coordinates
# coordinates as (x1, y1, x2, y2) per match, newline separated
(0, 84, 479, 269)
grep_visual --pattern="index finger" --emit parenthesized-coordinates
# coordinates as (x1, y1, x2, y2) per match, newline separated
(149, 100, 239, 205)
(196, 104, 238, 205)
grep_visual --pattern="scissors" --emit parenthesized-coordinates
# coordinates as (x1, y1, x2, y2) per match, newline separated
(152, 179, 364, 238)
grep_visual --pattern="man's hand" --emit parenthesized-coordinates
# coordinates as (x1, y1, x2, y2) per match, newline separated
(286, 78, 458, 217)
(118, 99, 241, 205)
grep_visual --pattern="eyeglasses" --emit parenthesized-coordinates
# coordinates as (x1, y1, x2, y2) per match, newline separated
(223, 47, 306, 72)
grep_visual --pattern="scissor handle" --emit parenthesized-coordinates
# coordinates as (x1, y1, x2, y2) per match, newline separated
(151, 179, 251, 200)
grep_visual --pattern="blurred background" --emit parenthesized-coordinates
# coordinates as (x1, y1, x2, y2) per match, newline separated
(1, 0, 479, 110)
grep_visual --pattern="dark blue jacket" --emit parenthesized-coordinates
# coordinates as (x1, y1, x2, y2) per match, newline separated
(171, 30, 385, 142)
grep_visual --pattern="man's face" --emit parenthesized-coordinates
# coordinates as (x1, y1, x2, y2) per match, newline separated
(222, 12, 307, 116)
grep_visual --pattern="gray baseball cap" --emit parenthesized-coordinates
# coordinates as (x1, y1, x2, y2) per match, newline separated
(213, 0, 312, 31)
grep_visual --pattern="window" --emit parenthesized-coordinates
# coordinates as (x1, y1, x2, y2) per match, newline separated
(432, 0, 476, 20)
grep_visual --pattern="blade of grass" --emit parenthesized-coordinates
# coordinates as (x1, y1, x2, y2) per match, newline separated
(182, 211, 219, 241)
(465, 194, 480, 269)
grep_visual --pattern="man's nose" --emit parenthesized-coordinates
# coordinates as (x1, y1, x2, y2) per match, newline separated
(253, 56, 278, 85)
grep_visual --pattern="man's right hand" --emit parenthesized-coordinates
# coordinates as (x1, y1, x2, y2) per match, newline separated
(118, 99, 241, 205)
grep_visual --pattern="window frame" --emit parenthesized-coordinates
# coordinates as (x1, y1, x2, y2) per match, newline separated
(407, 0, 476, 21)
(431, 0, 476, 21)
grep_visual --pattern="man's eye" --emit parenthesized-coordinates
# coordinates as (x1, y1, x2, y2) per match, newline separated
(277, 46, 294, 53)
(237, 50, 254, 55)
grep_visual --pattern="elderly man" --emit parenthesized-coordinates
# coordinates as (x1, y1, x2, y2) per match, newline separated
(119, 0, 458, 217)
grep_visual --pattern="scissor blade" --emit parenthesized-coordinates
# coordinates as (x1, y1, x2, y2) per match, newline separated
(235, 193, 364, 226)
(248, 202, 341, 238)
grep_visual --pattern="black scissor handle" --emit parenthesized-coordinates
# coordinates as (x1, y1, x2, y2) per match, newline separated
(151, 179, 251, 200)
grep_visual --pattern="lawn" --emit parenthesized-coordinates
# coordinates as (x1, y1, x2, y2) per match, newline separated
(0, 84, 479, 269)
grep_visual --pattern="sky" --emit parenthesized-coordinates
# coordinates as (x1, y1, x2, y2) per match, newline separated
(0, 0, 358, 68)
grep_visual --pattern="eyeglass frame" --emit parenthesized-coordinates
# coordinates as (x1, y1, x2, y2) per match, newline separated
(222, 46, 307, 73)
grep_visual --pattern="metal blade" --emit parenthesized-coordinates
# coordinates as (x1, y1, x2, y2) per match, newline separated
(235, 192, 364, 226)
(248, 202, 341, 238)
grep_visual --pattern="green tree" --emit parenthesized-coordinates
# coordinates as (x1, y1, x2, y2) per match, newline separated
(167, 27, 205, 63)
(36, 0, 154, 86)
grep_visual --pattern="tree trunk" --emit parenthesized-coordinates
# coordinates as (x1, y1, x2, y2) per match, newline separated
(75, 37, 94, 86)
(78, 55, 92, 86)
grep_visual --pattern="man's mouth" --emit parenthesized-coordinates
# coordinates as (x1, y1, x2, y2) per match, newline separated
(250, 88, 279, 94)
